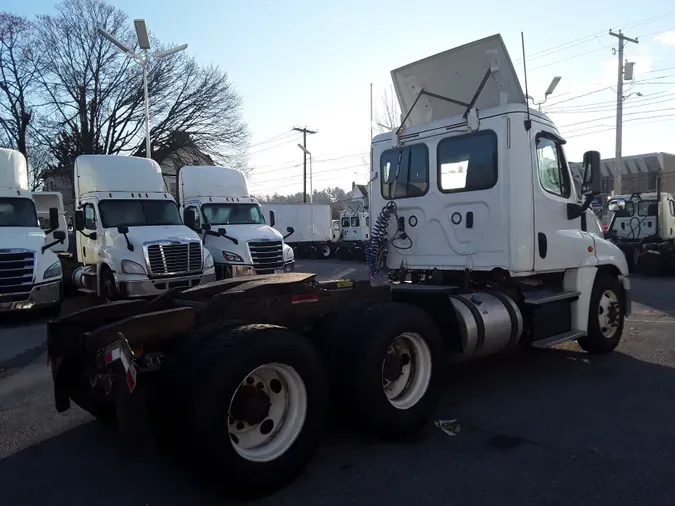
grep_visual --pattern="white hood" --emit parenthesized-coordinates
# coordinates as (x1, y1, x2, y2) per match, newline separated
(202, 223, 283, 264)
(1, 227, 47, 253)
(113, 225, 201, 247)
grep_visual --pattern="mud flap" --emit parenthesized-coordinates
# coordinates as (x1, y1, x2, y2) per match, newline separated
(103, 336, 151, 455)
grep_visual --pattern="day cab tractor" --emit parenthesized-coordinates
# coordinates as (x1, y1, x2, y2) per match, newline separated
(46, 34, 630, 500)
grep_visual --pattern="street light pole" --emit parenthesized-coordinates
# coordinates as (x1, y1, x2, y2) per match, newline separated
(96, 20, 188, 159)
(526, 76, 562, 111)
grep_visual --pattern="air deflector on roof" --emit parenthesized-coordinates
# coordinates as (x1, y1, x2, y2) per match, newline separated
(390, 34, 525, 128)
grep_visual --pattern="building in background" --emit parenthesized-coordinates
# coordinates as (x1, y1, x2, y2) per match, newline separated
(569, 152, 675, 199)
(346, 181, 369, 210)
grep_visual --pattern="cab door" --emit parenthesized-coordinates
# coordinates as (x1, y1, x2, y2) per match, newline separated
(531, 129, 595, 272)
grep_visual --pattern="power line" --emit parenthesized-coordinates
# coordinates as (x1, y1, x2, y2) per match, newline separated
(248, 133, 301, 155)
(548, 94, 675, 114)
(248, 130, 297, 149)
(562, 115, 675, 139)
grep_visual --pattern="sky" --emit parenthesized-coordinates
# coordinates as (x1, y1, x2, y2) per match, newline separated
(5, 0, 675, 197)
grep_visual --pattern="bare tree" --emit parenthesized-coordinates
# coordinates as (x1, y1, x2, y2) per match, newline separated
(33, 0, 249, 175)
(374, 84, 400, 134)
(0, 13, 42, 160)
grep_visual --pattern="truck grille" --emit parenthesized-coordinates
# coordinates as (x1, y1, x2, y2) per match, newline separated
(248, 240, 284, 273)
(0, 249, 35, 296)
(145, 242, 202, 276)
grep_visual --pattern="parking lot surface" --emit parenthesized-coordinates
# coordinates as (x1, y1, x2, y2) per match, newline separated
(1, 260, 674, 506)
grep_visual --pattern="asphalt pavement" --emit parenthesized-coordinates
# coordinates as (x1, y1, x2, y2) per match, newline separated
(1, 261, 675, 506)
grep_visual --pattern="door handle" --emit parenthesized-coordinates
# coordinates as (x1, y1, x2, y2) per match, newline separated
(466, 211, 474, 228)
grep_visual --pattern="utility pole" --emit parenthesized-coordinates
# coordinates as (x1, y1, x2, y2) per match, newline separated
(293, 126, 317, 203)
(609, 29, 638, 195)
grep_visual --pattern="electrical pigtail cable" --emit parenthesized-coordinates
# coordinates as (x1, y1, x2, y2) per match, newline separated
(366, 149, 414, 283)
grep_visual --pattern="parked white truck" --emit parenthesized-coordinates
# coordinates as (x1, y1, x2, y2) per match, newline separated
(263, 202, 336, 259)
(69, 155, 215, 300)
(0, 148, 65, 315)
(47, 34, 631, 501)
(178, 165, 295, 279)
(606, 189, 675, 271)
(337, 205, 371, 260)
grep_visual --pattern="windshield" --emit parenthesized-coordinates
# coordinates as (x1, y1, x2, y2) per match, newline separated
(202, 203, 265, 225)
(98, 199, 182, 228)
(0, 197, 38, 228)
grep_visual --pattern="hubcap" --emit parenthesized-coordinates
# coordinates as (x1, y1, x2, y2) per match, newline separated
(321, 246, 330, 257)
(227, 363, 307, 462)
(381, 332, 432, 410)
(598, 289, 621, 338)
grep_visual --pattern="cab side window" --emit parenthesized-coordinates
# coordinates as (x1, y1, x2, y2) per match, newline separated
(83, 203, 97, 230)
(536, 136, 571, 199)
(351, 216, 360, 227)
(341, 217, 350, 228)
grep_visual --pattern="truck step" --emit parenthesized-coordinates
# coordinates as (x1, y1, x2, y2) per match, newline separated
(77, 287, 97, 295)
(531, 330, 586, 349)
(523, 290, 580, 305)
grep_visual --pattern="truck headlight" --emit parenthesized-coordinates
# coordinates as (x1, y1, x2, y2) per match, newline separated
(223, 251, 244, 263)
(284, 247, 294, 262)
(204, 250, 214, 269)
(121, 259, 146, 275)
(44, 261, 62, 280)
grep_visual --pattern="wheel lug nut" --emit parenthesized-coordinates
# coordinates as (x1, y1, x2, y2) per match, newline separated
(256, 382, 264, 390)
(246, 377, 254, 384)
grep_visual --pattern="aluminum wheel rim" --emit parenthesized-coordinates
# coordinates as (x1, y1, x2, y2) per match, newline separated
(321, 245, 331, 257)
(598, 289, 620, 338)
(381, 332, 432, 410)
(227, 363, 307, 462)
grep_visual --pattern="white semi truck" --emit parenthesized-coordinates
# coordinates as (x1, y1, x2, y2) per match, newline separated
(0, 148, 65, 315)
(47, 34, 630, 500)
(606, 189, 675, 271)
(337, 204, 371, 260)
(263, 202, 336, 259)
(178, 165, 295, 279)
(69, 155, 215, 300)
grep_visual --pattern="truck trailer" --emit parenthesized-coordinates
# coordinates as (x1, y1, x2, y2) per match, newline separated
(46, 34, 630, 500)
(263, 203, 336, 259)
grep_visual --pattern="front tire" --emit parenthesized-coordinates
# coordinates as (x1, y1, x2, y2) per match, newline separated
(338, 302, 444, 440)
(577, 272, 625, 354)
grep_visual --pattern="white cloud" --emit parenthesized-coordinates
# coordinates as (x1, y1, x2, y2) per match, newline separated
(654, 30, 675, 46)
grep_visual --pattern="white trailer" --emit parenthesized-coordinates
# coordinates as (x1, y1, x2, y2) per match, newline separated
(69, 155, 216, 300)
(262, 203, 335, 259)
(0, 148, 65, 315)
(178, 165, 295, 279)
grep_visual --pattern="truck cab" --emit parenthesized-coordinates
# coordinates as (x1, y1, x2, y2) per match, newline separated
(339, 209, 370, 242)
(367, 34, 629, 347)
(0, 148, 65, 314)
(71, 155, 216, 299)
(178, 165, 294, 279)
(606, 191, 675, 269)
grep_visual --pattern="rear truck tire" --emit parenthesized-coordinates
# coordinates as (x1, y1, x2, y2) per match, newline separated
(577, 272, 625, 354)
(319, 243, 332, 259)
(160, 324, 328, 500)
(338, 302, 444, 441)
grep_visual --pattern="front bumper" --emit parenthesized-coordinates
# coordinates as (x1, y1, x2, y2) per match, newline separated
(0, 279, 62, 312)
(215, 261, 295, 280)
(619, 274, 631, 317)
(116, 269, 217, 298)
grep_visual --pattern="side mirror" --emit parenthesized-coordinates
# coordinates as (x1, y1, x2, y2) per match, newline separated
(74, 210, 84, 231)
(269, 210, 276, 227)
(607, 198, 626, 212)
(217, 227, 227, 236)
(183, 209, 197, 230)
(201, 223, 212, 232)
(49, 207, 60, 229)
(582, 150, 602, 195)
(287, 226, 294, 234)
(117, 225, 129, 234)
(53, 230, 66, 241)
